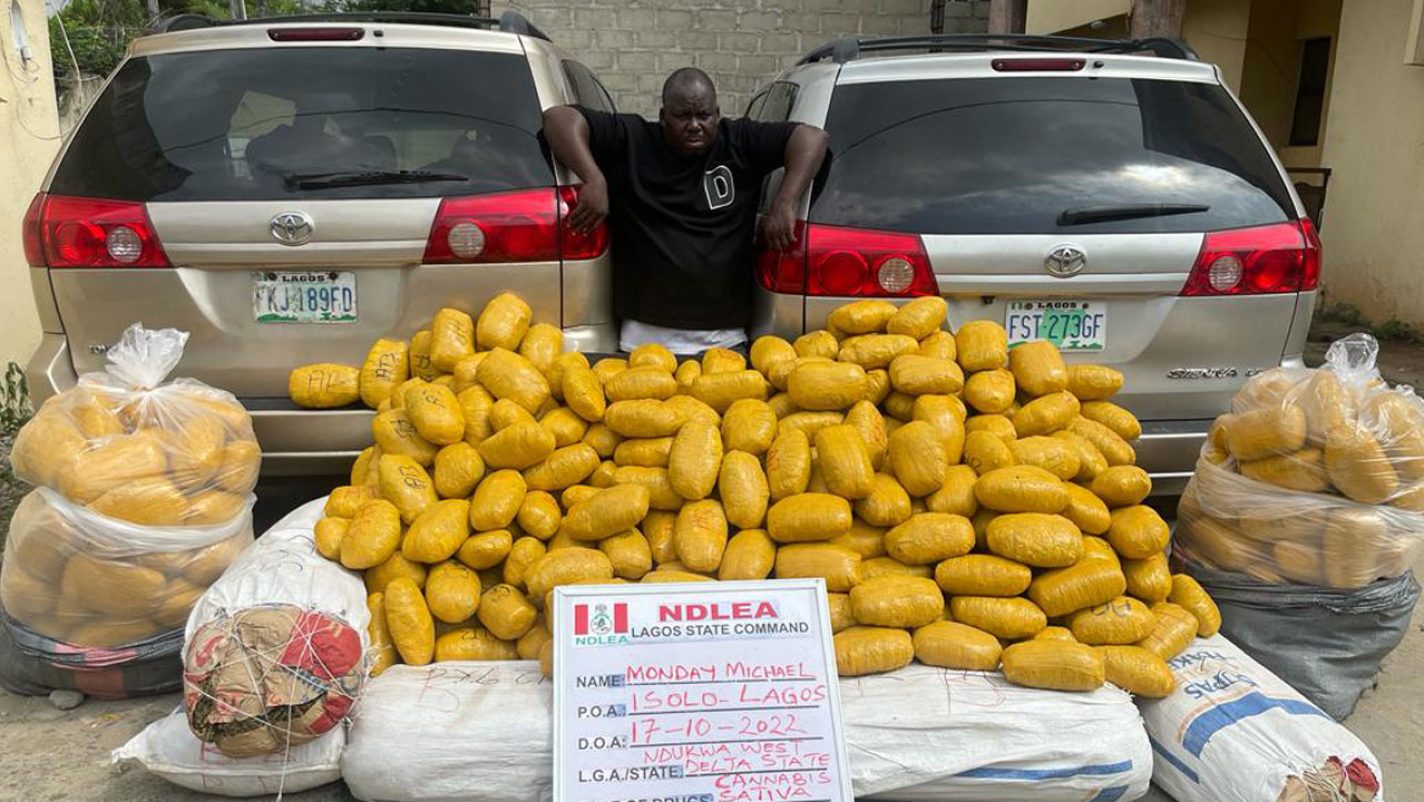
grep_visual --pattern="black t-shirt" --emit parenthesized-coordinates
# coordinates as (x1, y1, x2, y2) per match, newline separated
(578, 107, 798, 330)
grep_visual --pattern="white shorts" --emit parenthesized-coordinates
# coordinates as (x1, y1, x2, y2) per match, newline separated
(619, 319, 748, 356)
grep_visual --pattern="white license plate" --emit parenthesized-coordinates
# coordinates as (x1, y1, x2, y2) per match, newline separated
(1005, 300, 1107, 351)
(253, 271, 357, 324)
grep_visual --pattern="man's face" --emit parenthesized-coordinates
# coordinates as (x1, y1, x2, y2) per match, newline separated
(660, 86, 719, 156)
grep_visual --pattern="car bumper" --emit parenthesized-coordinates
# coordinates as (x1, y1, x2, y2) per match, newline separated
(1137, 418, 1211, 496)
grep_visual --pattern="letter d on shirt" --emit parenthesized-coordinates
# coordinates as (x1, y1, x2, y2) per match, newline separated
(704, 165, 735, 210)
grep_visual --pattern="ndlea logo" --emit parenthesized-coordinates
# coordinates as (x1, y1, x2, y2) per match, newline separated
(574, 602, 630, 645)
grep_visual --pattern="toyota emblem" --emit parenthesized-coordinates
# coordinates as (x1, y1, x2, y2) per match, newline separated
(1044, 243, 1086, 278)
(270, 211, 314, 246)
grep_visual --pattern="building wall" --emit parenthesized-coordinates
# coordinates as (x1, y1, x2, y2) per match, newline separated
(1318, 0, 1424, 325)
(0, 0, 59, 368)
(1025, 0, 1127, 34)
(1181, 0, 1250, 91)
(496, 0, 991, 118)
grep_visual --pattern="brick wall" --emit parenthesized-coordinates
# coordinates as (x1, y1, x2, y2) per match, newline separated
(495, 0, 991, 118)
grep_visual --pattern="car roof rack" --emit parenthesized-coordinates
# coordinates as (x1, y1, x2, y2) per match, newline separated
(151, 9, 550, 41)
(798, 33, 1197, 64)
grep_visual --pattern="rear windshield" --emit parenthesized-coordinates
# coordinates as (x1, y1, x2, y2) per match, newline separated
(51, 47, 553, 201)
(811, 76, 1295, 235)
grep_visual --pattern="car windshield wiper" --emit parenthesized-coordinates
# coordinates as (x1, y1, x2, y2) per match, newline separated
(1057, 203, 1210, 226)
(284, 170, 470, 190)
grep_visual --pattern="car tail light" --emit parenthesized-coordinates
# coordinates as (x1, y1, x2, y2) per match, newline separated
(755, 221, 807, 293)
(1181, 220, 1320, 296)
(557, 185, 609, 260)
(269, 27, 364, 41)
(424, 189, 560, 263)
(24, 194, 171, 268)
(800, 224, 936, 297)
(424, 187, 608, 264)
(992, 58, 1085, 72)
(1299, 217, 1322, 290)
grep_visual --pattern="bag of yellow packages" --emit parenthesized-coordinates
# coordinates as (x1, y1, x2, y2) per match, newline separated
(0, 486, 254, 698)
(13, 325, 261, 521)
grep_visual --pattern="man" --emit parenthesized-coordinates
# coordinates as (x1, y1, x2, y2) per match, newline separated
(543, 67, 829, 353)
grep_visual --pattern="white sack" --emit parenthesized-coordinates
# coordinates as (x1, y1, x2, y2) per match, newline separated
(1139, 634, 1386, 802)
(110, 706, 343, 797)
(343, 662, 1151, 802)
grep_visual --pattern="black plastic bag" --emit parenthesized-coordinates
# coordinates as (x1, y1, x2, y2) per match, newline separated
(1181, 560, 1419, 720)
(0, 605, 182, 700)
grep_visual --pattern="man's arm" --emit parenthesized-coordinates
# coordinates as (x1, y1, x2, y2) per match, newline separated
(542, 106, 610, 233)
(763, 124, 829, 252)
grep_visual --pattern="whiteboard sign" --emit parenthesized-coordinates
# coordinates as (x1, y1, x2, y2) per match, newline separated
(553, 580, 852, 802)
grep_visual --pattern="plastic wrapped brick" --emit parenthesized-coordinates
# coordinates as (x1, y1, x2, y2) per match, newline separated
(1139, 634, 1385, 802)
(0, 487, 254, 697)
(342, 662, 1150, 802)
(10, 324, 261, 523)
(183, 498, 369, 759)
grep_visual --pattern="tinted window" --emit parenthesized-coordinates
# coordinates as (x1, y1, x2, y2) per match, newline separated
(759, 82, 798, 122)
(745, 91, 769, 120)
(52, 48, 553, 201)
(812, 77, 1294, 235)
(564, 60, 615, 113)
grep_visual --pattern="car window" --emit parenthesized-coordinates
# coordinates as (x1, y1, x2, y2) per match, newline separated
(811, 77, 1295, 235)
(50, 47, 554, 201)
(759, 82, 798, 122)
(564, 60, 615, 113)
(746, 90, 769, 120)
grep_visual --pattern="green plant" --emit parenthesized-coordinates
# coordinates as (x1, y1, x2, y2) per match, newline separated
(1314, 299, 1368, 327)
(0, 363, 30, 437)
(1375, 318, 1421, 343)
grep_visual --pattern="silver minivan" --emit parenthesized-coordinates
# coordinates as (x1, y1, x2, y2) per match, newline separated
(747, 35, 1320, 493)
(23, 12, 617, 476)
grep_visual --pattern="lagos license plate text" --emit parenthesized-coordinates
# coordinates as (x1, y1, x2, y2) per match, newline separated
(1005, 300, 1105, 351)
(253, 271, 357, 324)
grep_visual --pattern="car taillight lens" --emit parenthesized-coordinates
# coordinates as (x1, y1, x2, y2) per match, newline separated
(268, 27, 364, 41)
(991, 57, 1085, 72)
(803, 224, 936, 297)
(424, 187, 608, 264)
(24, 194, 171, 268)
(1180, 220, 1321, 296)
(557, 185, 609, 261)
(755, 221, 807, 293)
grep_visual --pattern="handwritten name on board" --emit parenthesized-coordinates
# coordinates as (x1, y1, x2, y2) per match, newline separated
(553, 580, 852, 802)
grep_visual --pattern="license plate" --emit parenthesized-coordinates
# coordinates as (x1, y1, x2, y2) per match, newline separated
(253, 271, 357, 323)
(1005, 300, 1106, 351)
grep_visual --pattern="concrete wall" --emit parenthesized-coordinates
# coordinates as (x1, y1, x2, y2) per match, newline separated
(1025, 0, 1127, 34)
(0, 0, 59, 368)
(1318, 0, 1424, 325)
(496, 0, 991, 118)
(1181, 0, 1250, 91)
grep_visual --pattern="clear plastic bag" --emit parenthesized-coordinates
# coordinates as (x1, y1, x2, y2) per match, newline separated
(0, 487, 254, 653)
(1210, 333, 1424, 508)
(1179, 455, 1418, 588)
(1180, 332, 1424, 587)
(10, 324, 261, 525)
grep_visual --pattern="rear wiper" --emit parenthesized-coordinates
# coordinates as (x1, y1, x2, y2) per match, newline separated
(284, 170, 470, 190)
(1057, 203, 1210, 226)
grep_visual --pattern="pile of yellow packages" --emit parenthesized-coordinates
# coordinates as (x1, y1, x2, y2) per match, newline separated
(293, 293, 1219, 697)
(2, 324, 260, 651)
(1179, 333, 1422, 588)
